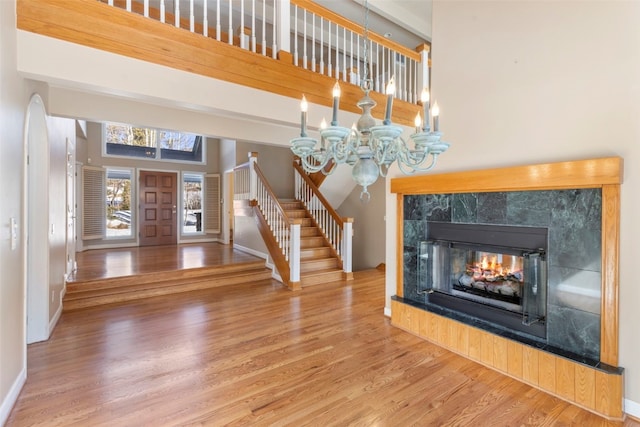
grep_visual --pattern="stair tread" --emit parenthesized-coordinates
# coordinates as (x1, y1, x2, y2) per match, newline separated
(63, 266, 273, 310)
(65, 269, 272, 299)
(66, 264, 269, 293)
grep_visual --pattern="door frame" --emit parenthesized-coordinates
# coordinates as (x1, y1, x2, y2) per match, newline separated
(222, 170, 234, 244)
(138, 168, 179, 246)
(23, 94, 50, 344)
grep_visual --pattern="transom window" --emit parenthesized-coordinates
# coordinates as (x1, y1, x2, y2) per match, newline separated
(103, 122, 204, 163)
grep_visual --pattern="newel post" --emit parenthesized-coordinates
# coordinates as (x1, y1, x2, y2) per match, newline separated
(416, 43, 430, 92)
(276, 0, 292, 62)
(342, 218, 354, 280)
(290, 219, 302, 284)
(248, 152, 258, 202)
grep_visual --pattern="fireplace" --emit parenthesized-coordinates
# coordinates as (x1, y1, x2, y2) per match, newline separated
(391, 158, 624, 420)
(418, 222, 547, 339)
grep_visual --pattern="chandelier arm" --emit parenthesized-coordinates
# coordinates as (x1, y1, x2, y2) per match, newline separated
(410, 153, 441, 172)
(299, 153, 332, 173)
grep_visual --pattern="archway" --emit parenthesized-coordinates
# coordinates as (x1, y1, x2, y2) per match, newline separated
(24, 94, 50, 343)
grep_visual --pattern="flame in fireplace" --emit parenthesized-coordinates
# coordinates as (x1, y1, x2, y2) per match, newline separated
(468, 253, 522, 282)
(477, 255, 509, 279)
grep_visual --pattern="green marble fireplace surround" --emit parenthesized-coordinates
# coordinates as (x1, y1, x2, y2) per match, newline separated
(402, 189, 602, 361)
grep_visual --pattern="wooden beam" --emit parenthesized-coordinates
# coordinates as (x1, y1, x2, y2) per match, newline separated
(601, 184, 620, 366)
(391, 157, 623, 195)
(395, 193, 404, 298)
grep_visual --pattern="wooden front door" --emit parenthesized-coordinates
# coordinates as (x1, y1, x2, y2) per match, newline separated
(139, 171, 177, 246)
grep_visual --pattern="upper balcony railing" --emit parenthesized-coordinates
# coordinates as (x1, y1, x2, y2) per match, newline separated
(18, 0, 426, 126)
(101, 0, 430, 107)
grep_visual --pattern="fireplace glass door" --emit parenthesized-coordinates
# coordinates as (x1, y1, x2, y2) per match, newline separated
(418, 234, 547, 338)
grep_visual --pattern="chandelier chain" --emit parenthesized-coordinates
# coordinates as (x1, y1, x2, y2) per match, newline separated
(361, 0, 370, 89)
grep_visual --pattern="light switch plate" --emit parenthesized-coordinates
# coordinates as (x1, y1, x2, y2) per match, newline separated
(10, 217, 17, 250)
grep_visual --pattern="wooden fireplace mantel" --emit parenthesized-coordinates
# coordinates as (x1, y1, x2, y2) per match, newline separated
(390, 157, 624, 420)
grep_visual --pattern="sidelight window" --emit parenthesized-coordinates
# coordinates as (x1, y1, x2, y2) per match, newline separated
(182, 173, 204, 235)
(106, 168, 133, 238)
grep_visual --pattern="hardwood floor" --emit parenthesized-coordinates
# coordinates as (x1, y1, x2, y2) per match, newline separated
(8, 269, 639, 426)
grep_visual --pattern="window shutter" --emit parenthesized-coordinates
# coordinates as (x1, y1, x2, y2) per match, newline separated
(205, 174, 221, 234)
(82, 166, 106, 240)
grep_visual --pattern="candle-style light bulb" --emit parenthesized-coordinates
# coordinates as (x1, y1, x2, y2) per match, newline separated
(383, 76, 396, 125)
(331, 81, 341, 126)
(300, 95, 308, 137)
(421, 87, 430, 132)
(432, 101, 440, 132)
(414, 113, 422, 134)
(320, 118, 327, 130)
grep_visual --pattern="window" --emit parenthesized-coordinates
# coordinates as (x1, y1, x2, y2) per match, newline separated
(104, 122, 204, 163)
(82, 166, 106, 240)
(106, 168, 133, 238)
(182, 173, 204, 235)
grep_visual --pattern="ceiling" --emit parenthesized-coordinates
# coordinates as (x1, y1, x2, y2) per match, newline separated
(315, 0, 432, 48)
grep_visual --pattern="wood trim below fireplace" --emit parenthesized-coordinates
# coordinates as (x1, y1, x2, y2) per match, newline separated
(391, 300, 624, 420)
(390, 157, 624, 419)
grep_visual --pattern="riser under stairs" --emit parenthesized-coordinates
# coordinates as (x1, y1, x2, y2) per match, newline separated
(63, 260, 272, 311)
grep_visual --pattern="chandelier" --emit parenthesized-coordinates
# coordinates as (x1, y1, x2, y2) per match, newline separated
(290, 1, 450, 202)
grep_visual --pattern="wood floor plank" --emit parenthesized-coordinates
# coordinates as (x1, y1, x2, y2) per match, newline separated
(7, 266, 639, 426)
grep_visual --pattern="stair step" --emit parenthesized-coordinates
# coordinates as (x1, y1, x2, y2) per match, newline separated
(300, 257, 339, 272)
(300, 236, 326, 248)
(300, 226, 320, 237)
(301, 247, 332, 259)
(66, 261, 266, 293)
(298, 218, 313, 227)
(280, 201, 303, 210)
(64, 263, 272, 311)
(286, 209, 307, 218)
(300, 268, 344, 287)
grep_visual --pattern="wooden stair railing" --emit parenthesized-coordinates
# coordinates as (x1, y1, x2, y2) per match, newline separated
(252, 162, 302, 290)
(293, 160, 353, 280)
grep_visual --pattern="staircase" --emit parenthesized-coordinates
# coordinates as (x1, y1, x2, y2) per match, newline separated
(63, 260, 272, 311)
(280, 200, 344, 287)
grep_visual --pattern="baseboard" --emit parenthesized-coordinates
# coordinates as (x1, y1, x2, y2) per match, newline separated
(0, 367, 26, 426)
(270, 268, 283, 283)
(626, 398, 640, 419)
(48, 293, 64, 338)
(177, 237, 221, 244)
(82, 241, 139, 251)
(232, 244, 268, 261)
(383, 306, 391, 318)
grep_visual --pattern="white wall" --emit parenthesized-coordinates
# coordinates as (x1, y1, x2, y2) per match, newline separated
(236, 142, 294, 199)
(338, 178, 385, 271)
(46, 116, 75, 331)
(385, 0, 640, 410)
(0, 1, 27, 423)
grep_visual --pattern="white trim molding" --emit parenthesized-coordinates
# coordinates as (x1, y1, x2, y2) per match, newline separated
(625, 399, 640, 420)
(0, 368, 26, 426)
